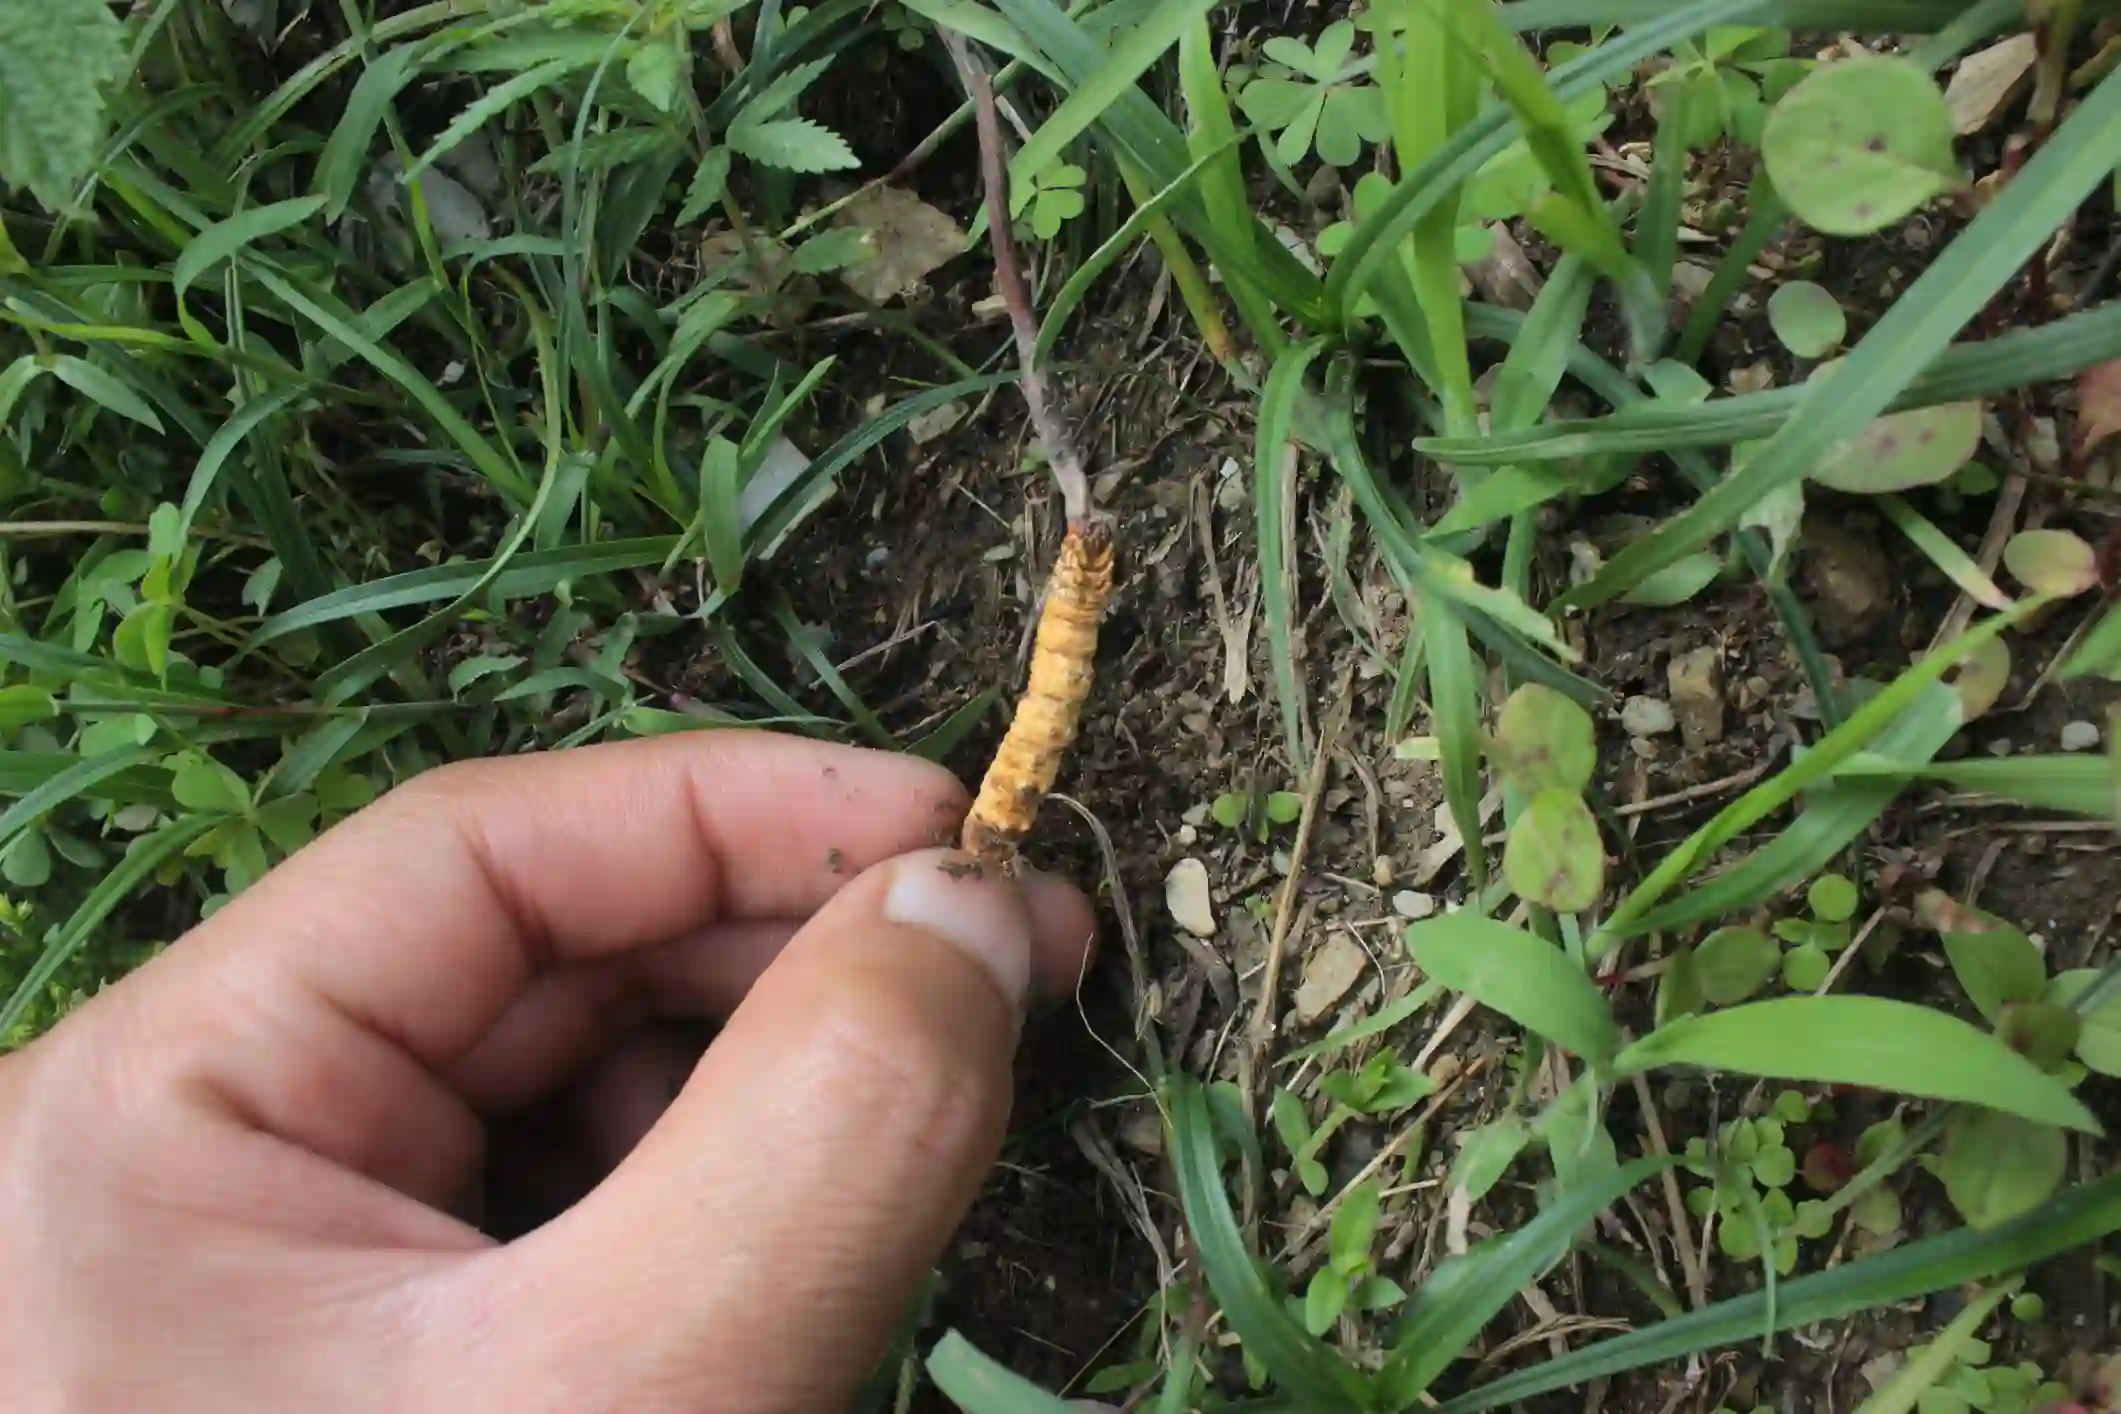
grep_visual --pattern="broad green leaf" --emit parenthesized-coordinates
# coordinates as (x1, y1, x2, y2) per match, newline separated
(1618, 550, 1722, 607)
(728, 116, 860, 172)
(1940, 921, 2046, 1023)
(2002, 528, 2099, 597)
(1503, 789, 1605, 913)
(1762, 56, 1959, 236)
(1939, 1111, 2065, 1230)
(1328, 1179, 1382, 1274)
(1490, 683, 1594, 794)
(1450, 1117, 1532, 1202)
(2048, 969, 2121, 1076)
(1811, 402, 1983, 494)
(0, 0, 129, 207)
(1694, 925, 1778, 1006)
(318, 46, 423, 220)
(1767, 280, 1846, 358)
(0, 685, 56, 730)
(171, 754, 251, 815)
(1408, 914, 1621, 1065)
(925, 1330, 1083, 1414)
(1615, 996, 2100, 1132)
(175, 195, 332, 303)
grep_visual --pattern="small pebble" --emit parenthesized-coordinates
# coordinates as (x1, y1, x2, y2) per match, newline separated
(1373, 854, 1396, 887)
(1620, 695, 1677, 737)
(1164, 859, 1216, 937)
(1986, 737, 2013, 757)
(2060, 720, 2102, 752)
(1392, 890, 1437, 920)
(1176, 824, 1198, 846)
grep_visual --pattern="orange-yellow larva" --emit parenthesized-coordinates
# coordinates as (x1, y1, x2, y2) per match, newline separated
(962, 518, 1117, 868)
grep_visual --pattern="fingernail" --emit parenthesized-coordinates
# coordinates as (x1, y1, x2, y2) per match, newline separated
(882, 850, 1034, 1016)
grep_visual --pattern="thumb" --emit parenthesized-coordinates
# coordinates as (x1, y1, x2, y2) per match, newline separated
(477, 847, 1043, 1414)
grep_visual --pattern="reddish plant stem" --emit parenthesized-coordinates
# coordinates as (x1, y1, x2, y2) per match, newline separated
(938, 30, 1093, 526)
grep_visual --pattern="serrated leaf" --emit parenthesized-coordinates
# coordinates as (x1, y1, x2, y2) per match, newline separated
(1762, 55, 1960, 236)
(628, 42, 683, 112)
(676, 146, 732, 225)
(1503, 789, 1605, 913)
(728, 116, 859, 173)
(0, 0, 129, 207)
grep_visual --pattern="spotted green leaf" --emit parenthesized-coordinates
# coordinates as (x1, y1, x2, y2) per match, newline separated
(1766, 280, 1846, 358)
(1762, 55, 1959, 236)
(1503, 789, 1605, 913)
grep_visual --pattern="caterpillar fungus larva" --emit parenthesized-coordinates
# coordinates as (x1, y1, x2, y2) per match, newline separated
(961, 515, 1117, 869)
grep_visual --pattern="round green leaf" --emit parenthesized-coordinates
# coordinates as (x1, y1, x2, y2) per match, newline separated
(1766, 280, 1846, 358)
(2, 826, 51, 889)
(1782, 941, 1830, 991)
(1938, 1109, 2065, 1229)
(1503, 789, 1606, 913)
(2003, 528, 2100, 598)
(1694, 925, 1779, 1007)
(1850, 1184, 1902, 1236)
(1810, 402, 1982, 493)
(1210, 792, 1249, 829)
(1761, 55, 1959, 236)
(1752, 1143, 1797, 1188)
(1491, 683, 1596, 794)
(1807, 873, 1859, 924)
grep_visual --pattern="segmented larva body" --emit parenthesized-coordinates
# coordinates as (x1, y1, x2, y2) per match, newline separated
(962, 519, 1117, 868)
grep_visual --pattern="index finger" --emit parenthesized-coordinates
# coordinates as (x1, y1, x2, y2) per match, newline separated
(147, 731, 968, 1071)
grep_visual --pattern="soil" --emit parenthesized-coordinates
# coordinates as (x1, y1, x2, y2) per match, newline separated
(713, 33, 2121, 1407)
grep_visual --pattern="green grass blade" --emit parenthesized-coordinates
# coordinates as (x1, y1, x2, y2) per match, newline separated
(255, 268, 533, 503)
(1439, 299, 2121, 466)
(1279, 981, 1442, 1066)
(44, 355, 165, 432)
(1327, 0, 1764, 321)
(1406, 915, 1621, 1064)
(925, 1331, 1082, 1414)
(1177, 14, 1283, 358)
(1596, 600, 2040, 946)
(1563, 66, 2121, 611)
(0, 750, 173, 805)
(1419, 592, 1487, 888)
(1003, 0, 1213, 206)
(249, 537, 681, 645)
(1632, 685, 1961, 933)
(769, 594, 892, 748)
(0, 746, 166, 858)
(1829, 754, 2110, 817)
(1256, 342, 1325, 774)
(1436, 1170, 2121, 1412)
(0, 814, 219, 1040)
(1636, 75, 1698, 318)
(1377, 1156, 1669, 1407)
(1033, 134, 1238, 367)
(1168, 1077, 1372, 1413)
(317, 43, 425, 221)
(1878, 495, 2012, 610)
(172, 196, 328, 302)
(1676, 175, 1785, 365)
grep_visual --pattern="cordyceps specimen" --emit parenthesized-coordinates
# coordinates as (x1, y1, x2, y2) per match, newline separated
(941, 30, 1117, 873)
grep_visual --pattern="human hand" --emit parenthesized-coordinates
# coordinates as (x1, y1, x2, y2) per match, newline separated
(0, 732, 1096, 1413)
